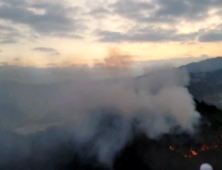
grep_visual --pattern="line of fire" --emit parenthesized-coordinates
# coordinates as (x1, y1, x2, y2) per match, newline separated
(168, 135, 222, 158)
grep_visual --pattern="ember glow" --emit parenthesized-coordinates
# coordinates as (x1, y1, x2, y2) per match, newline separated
(169, 134, 222, 158)
(190, 149, 198, 156)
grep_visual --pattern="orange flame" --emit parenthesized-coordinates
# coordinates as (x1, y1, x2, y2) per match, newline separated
(168, 134, 222, 158)
(190, 149, 197, 156)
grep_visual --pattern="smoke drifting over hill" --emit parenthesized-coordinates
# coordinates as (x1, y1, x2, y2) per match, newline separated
(0, 52, 200, 168)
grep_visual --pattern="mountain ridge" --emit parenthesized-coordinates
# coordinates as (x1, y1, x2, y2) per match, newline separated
(180, 57, 222, 73)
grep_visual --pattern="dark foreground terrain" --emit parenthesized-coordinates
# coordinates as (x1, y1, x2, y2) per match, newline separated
(1, 100, 222, 170)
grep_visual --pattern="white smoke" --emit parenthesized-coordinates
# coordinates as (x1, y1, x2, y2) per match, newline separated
(0, 64, 200, 166)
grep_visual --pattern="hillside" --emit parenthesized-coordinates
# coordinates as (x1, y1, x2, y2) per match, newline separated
(188, 69, 222, 109)
(180, 57, 222, 73)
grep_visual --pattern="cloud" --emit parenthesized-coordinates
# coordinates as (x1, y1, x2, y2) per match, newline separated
(95, 27, 197, 43)
(0, 0, 85, 38)
(0, 39, 18, 44)
(111, 0, 154, 14)
(109, 0, 160, 22)
(87, 0, 222, 44)
(0, 24, 22, 44)
(1, 0, 222, 45)
(33, 47, 60, 56)
(151, 0, 209, 22)
(13, 58, 20, 61)
(33, 47, 58, 53)
(50, 32, 83, 39)
(108, 0, 222, 24)
(0, 24, 16, 31)
(89, 7, 111, 18)
(199, 25, 222, 42)
(199, 33, 222, 42)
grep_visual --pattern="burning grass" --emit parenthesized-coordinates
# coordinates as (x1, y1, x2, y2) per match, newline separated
(169, 134, 222, 158)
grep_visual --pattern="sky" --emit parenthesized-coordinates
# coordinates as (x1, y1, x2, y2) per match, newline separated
(0, 0, 222, 67)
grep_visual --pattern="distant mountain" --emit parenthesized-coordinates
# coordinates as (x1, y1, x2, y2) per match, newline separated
(188, 68, 222, 109)
(180, 57, 222, 73)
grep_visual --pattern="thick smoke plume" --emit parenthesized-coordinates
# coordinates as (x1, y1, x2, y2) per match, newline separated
(0, 51, 200, 167)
